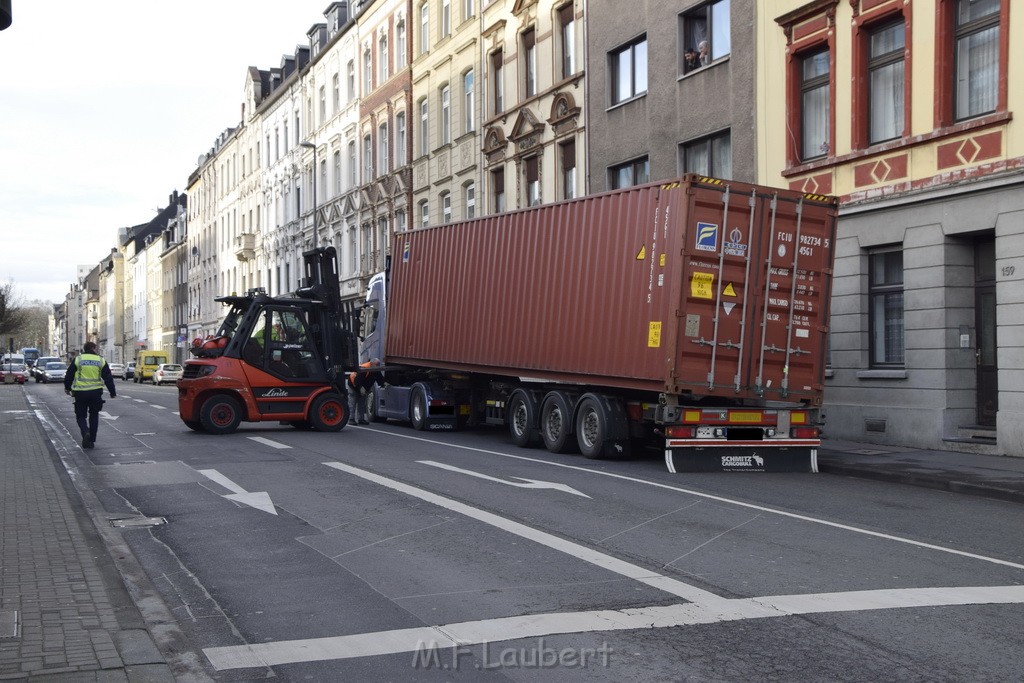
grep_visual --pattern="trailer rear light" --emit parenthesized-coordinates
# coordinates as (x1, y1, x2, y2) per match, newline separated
(429, 399, 450, 406)
(665, 425, 696, 438)
(791, 426, 819, 439)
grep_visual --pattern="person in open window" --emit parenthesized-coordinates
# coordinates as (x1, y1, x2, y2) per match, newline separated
(684, 47, 700, 73)
(698, 40, 710, 67)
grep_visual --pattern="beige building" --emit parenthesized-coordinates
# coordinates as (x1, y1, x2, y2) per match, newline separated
(758, 0, 1024, 455)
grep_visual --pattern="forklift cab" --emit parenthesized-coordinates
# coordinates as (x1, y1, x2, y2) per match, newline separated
(241, 307, 327, 382)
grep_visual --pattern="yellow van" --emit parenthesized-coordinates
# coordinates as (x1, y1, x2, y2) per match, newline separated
(135, 350, 170, 383)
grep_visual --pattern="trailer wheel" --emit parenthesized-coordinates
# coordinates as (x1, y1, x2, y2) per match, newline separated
(310, 393, 348, 432)
(410, 387, 428, 431)
(540, 392, 578, 454)
(507, 390, 539, 447)
(199, 394, 243, 435)
(576, 394, 632, 459)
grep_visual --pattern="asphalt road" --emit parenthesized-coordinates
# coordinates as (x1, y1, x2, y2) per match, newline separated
(26, 379, 1024, 682)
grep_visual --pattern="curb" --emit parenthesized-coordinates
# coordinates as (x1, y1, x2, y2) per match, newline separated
(818, 461, 1024, 505)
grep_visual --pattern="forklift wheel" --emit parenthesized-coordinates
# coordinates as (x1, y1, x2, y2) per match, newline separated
(199, 394, 243, 435)
(309, 393, 348, 432)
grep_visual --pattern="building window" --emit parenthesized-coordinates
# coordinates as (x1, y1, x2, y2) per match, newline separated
(332, 73, 340, 113)
(363, 47, 373, 93)
(441, 191, 452, 223)
(522, 28, 537, 98)
(379, 35, 389, 83)
(283, 122, 289, 153)
(348, 140, 357, 187)
(440, 85, 451, 145)
(333, 150, 342, 196)
(868, 20, 905, 144)
(396, 112, 407, 166)
(465, 182, 476, 218)
(869, 249, 904, 366)
(954, 0, 999, 120)
(295, 114, 300, 146)
(560, 139, 576, 199)
(491, 49, 504, 114)
(319, 159, 327, 204)
(347, 61, 356, 102)
(419, 98, 429, 156)
(559, 4, 575, 78)
(800, 48, 830, 160)
(492, 167, 505, 212)
(610, 156, 650, 189)
(680, 130, 732, 178)
(396, 20, 407, 69)
(464, 70, 475, 133)
(396, 209, 406, 233)
(378, 122, 389, 174)
(441, 0, 451, 37)
(420, 2, 429, 54)
(419, 199, 430, 227)
(464, 0, 475, 21)
(363, 134, 373, 180)
(680, 0, 731, 73)
(610, 35, 648, 105)
(524, 155, 540, 206)
(319, 86, 326, 122)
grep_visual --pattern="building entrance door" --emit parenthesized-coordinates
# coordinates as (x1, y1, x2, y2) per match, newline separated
(975, 239, 997, 426)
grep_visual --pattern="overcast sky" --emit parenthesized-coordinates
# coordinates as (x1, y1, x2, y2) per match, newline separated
(0, 0, 330, 304)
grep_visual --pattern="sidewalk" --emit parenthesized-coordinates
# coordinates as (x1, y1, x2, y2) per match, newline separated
(0, 386, 179, 682)
(3, 386, 1023, 681)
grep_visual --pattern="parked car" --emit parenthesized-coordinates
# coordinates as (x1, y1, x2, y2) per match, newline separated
(0, 363, 28, 384)
(122, 362, 135, 380)
(152, 363, 183, 385)
(31, 356, 60, 381)
(108, 362, 125, 378)
(38, 361, 68, 384)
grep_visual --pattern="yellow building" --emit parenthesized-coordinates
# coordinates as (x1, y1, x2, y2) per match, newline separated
(758, 0, 1024, 455)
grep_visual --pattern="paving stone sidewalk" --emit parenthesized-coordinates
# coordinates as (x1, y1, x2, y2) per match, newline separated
(0, 386, 176, 682)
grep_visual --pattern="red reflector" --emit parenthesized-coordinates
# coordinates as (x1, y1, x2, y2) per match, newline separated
(665, 426, 696, 438)
(626, 403, 643, 422)
(429, 399, 449, 406)
(791, 426, 819, 439)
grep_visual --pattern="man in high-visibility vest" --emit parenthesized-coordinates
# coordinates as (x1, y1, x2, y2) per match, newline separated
(63, 341, 117, 449)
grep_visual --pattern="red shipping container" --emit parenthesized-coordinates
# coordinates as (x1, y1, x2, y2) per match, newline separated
(386, 176, 837, 406)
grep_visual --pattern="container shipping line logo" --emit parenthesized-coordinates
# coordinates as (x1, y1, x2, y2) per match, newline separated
(695, 222, 718, 252)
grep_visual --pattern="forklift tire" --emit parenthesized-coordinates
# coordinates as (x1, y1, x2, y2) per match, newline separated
(309, 393, 348, 432)
(199, 394, 243, 435)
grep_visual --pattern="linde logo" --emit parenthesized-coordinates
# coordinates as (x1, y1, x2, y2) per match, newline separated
(721, 455, 765, 468)
(262, 388, 289, 397)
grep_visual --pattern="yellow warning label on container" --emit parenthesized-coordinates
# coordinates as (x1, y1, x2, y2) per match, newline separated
(659, 254, 666, 267)
(648, 322, 662, 348)
(636, 245, 646, 260)
(691, 272, 714, 299)
(724, 282, 736, 297)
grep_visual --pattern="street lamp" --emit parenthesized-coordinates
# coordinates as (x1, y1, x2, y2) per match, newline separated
(299, 141, 318, 250)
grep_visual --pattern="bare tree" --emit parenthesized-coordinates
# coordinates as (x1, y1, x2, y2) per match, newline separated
(0, 281, 28, 341)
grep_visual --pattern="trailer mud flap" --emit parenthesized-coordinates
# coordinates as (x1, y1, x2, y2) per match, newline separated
(665, 446, 818, 473)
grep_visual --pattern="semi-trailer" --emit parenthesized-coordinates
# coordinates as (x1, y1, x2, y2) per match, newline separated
(359, 175, 838, 473)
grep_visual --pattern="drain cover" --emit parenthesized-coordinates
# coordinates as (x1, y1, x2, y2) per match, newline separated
(110, 517, 166, 528)
(0, 610, 17, 638)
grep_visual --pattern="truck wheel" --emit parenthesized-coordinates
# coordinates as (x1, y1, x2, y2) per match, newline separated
(540, 392, 578, 454)
(310, 393, 348, 432)
(507, 390, 539, 448)
(199, 394, 243, 435)
(410, 387, 428, 431)
(368, 388, 386, 423)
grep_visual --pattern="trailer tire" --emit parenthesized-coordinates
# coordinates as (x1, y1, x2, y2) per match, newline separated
(410, 386, 429, 431)
(575, 395, 631, 459)
(199, 394, 243, 435)
(310, 392, 348, 432)
(507, 390, 540, 448)
(540, 391, 578, 454)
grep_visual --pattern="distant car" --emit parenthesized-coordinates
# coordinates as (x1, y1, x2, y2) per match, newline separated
(0, 363, 28, 385)
(108, 362, 125, 378)
(31, 356, 60, 380)
(152, 363, 183, 385)
(123, 362, 135, 380)
(38, 362, 68, 384)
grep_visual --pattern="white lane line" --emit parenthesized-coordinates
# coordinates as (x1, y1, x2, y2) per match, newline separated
(248, 436, 292, 450)
(134, 399, 146, 403)
(367, 430, 1024, 571)
(150, 404, 167, 410)
(323, 461, 737, 610)
(203, 585, 1024, 670)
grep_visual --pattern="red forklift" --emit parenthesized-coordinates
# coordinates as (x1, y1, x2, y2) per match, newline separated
(177, 247, 359, 434)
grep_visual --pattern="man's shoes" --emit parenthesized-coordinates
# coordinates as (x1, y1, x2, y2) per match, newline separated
(358, 419, 369, 425)
(349, 420, 358, 426)
(82, 437, 94, 449)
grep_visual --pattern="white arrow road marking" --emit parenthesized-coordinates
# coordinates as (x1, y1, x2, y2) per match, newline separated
(99, 411, 119, 420)
(247, 436, 292, 450)
(197, 462, 1024, 671)
(418, 460, 590, 498)
(198, 469, 278, 515)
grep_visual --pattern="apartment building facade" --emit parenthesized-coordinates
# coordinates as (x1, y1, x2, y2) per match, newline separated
(759, 0, 1023, 455)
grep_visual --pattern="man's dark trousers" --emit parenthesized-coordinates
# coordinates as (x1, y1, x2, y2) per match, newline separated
(73, 389, 104, 444)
